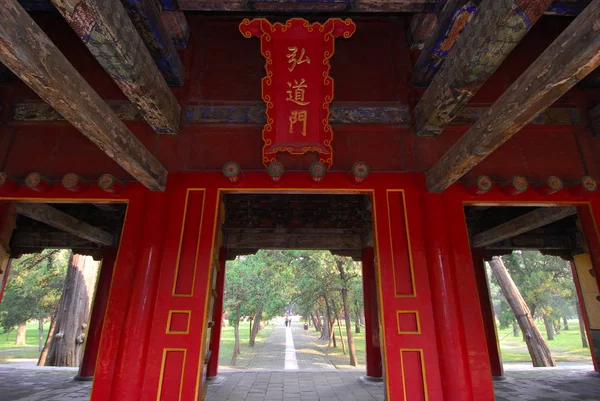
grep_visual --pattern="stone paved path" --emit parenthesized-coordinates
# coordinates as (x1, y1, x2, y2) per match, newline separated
(2, 322, 600, 401)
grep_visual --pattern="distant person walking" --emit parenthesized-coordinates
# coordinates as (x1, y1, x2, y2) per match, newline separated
(288, 318, 292, 327)
(285, 316, 289, 327)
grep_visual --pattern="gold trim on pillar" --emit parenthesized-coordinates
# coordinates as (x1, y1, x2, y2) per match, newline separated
(165, 310, 192, 334)
(156, 348, 187, 401)
(400, 348, 429, 401)
(396, 310, 421, 334)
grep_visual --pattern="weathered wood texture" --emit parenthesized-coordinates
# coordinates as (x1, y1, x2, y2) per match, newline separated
(489, 257, 556, 367)
(11, 101, 582, 126)
(119, 0, 185, 84)
(426, 0, 600, 192)
(471, 206, 577, 248)
(412, 0, 480, 87)
(415, 0, 553, 136)
(50, 0, 181, 134)
(408, 12, 438, 50)
(161, 10, 190, 49)
(0, 2, 167, 191)
(591, 103, 600, 137)
(16, 203, 114, 246)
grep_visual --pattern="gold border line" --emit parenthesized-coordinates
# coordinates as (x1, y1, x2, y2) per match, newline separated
(165, 310, 192, 335)
(172, 189, 206, 297)
(386, 190, 417, 297)
(400, 348, 429, 401)
(156, 348, 187, 401)
(372, 190, 392, 401)
(194, 189, 222, 401)
(397, 310, 422, 335)
(171, 189, 191, 296)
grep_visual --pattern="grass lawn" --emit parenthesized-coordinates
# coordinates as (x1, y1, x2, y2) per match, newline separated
(497, 319, 592, 363)
(0, 321, 50, 364)
(305, 321, 366, 369)
(218, 319, 275, 368)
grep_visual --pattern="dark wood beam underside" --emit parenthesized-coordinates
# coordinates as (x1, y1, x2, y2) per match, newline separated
(471, 206, 577, 248)
(16, 203, 114, 246)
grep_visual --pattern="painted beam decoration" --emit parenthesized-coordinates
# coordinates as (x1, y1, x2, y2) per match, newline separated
(240, 18, 356, 168)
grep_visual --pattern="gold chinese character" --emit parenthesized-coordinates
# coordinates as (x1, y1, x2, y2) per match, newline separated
(286, 79, 310, 106)
(287, 47, 311, 72)
(289, 110, 308, 136)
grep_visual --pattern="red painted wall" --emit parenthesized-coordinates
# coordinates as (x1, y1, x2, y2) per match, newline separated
(0, 14, 597, 183)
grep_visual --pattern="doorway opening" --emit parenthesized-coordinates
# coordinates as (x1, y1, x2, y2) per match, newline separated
(464, 204, 599, 400)
(206, 193, 384, 401)
(0, 201, 126, 400)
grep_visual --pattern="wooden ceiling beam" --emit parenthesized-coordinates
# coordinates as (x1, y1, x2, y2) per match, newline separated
(471, 207, 577, 248)
(414, 0, 552, 136)
(119, 0, 185, 85)
(0, 2, 167, 191)
(51, 0, 181, 134)
(10, 231, 101, 250)
(16, 204, 114, 246)
(225, 233, 362, 251)
(426, 0, 600, 192)
(411, 0, 478, 87)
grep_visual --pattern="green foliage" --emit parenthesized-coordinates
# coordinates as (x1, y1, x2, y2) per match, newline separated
(0, 250, 69, 334)
(499, 251, 575, 322)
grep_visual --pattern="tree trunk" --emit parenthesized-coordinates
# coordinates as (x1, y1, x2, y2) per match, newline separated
(311, 313, 321, 332)
(513, 320, 519, 337)
(336, 317, 346, 355)
(249, 306, 263, 347)
(489, 257, 555, 367)
(576, 302, 589, 348)
(562, 315, 569, 330)
(231, 305, 241, 365)
(42, 253, 99, 367)
(336, 258, 358, 366)
(38, 317, 56, 366)
(354, 300, 362, 333)
(543, 315, 555, 340)
(38, 319, 44, 352)
(15, 321, 26, 346)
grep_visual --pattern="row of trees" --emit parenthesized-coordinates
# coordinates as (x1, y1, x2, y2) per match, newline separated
(223, 250, 364, 366)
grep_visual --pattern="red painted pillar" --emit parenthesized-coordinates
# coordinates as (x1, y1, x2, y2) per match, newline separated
(361, 246, 382, 379)
(206, 248, 227, 378)
(76, 247, 118, 380)
(108, 192, 171, 400)
(423, 194, 473, 401)
(471, 249, 504, 378)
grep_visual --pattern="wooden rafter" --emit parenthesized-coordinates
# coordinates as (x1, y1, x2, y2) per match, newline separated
(426, 0, 600, 192)
(51, 0, 181, 134)
(10, 231, 101, 250)
(414, 0, 553, 136)
(471, 207, 577, 248)
(16, 204, 114, 246)
(0, 2, 167, 191)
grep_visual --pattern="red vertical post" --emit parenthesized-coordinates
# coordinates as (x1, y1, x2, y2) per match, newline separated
(423, 194, 473, 401)
(471, 249, 504, 378)
(76, 247, 118, 380)
(206, 248, 227, 378)
(108, 192, 170, 400)
(361, 246, 382, 379)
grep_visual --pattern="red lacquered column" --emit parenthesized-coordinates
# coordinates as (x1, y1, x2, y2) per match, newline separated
(109, 192, 170, 400)
(76, 247, 118, 381)
(423, 194, 472, 401)
(207, 248, 227, 378)
(361, 246, 382, 379)
(471, 248, 504, 378)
